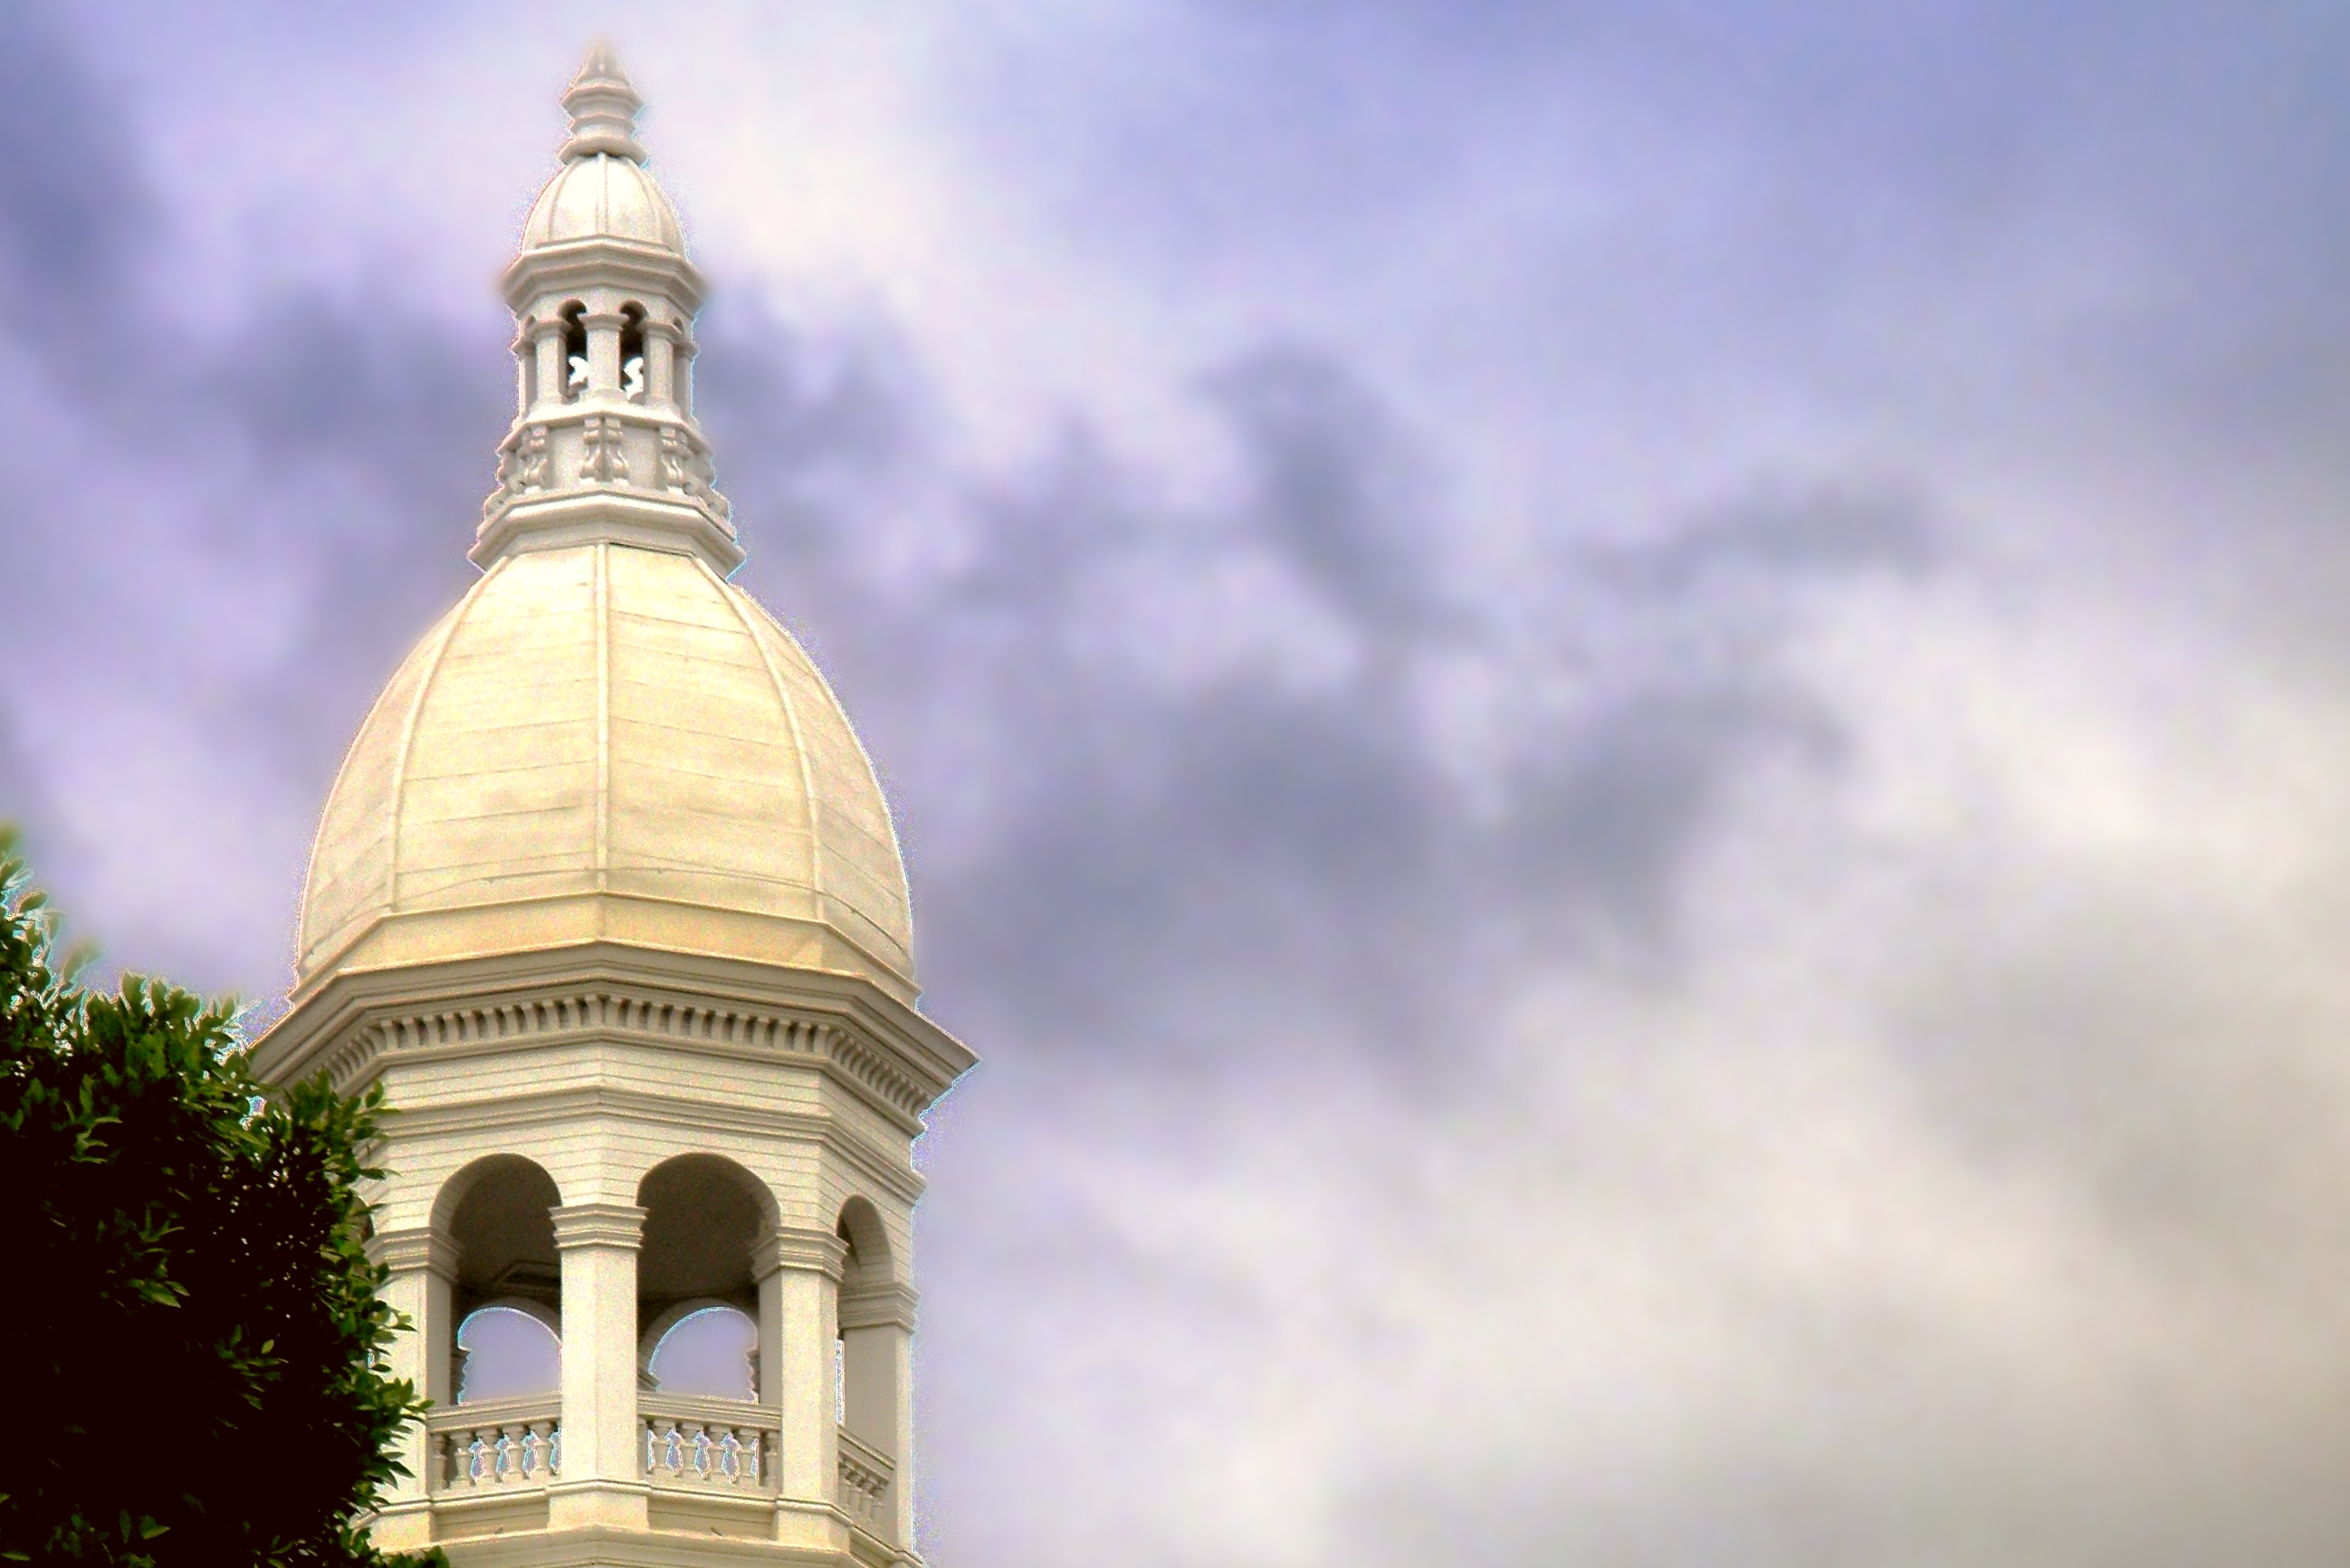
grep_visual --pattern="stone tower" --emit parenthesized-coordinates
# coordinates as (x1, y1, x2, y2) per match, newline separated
(252, 47, 974, 1566)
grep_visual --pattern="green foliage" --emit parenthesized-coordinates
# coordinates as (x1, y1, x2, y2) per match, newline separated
(0, 829, 444, 1567)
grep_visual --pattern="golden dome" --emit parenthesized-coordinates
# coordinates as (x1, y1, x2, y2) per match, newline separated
(295, 541, 914, 999)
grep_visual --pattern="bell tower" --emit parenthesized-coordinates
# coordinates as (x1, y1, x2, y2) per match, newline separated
(253, 47, 973, 1566)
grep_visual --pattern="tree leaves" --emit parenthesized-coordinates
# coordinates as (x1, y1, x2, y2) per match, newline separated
(0, 829, 443, 1567)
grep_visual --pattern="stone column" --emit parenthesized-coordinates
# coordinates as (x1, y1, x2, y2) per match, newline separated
(534, 320, 568, 408)
(839, 1279, 919, 1547)
(582, 311, 627, 397)
(673, 330, 697, 418)
(365, 1228, 459, 1552)
(549, 1203, 647, 1531)
(511, 329, 532, 415)
(756, 1227, 846, 1549)
(643, 320, 677, 407)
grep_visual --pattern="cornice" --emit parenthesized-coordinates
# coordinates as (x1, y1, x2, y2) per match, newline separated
(254, 943, 974, 1142)
(502, 241, 707, 313)
(472, 489, 740, 576)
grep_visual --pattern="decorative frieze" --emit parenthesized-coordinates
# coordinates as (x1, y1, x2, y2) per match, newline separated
(317, 988, 934, 1130)
(579, 413, 630, 483)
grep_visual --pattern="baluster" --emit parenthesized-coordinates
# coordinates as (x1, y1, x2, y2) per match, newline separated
(690, 1421, 712, 1479)
(719, 1427, 742, 1483)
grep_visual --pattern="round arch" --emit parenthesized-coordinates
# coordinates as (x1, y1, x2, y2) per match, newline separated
(635, 1154, 778, 1366)
(836, 1194, 893, 1294)
(434, 1154, 563, 1300)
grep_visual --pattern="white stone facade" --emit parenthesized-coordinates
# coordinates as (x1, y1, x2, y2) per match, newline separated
(253, 47, 974, 1568)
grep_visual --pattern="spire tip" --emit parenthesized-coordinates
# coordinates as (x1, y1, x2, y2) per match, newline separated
(560, 41, 646, 162)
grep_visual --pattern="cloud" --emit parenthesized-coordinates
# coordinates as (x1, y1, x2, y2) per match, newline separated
(12, 7, 2350, 1568)
(0, 13, 502, 988)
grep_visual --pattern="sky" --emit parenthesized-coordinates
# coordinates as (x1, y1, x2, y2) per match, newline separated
(5, 2, 2350, 1563)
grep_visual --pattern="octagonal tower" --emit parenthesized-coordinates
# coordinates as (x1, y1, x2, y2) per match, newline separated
(253, 47, 974, 1566)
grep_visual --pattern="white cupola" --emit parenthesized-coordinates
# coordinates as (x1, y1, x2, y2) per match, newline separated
(254, 46, 973, 1568)
(478, 43, 736, 576)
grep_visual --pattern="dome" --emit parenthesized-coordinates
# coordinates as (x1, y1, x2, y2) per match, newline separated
(296, 541, 914, 999)
(520, 151, 686, 255)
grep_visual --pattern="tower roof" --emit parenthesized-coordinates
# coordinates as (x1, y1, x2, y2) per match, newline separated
(288, 49, 918, 1003)
(559, 42, 646, 161)
(296, 545, 916, 1000)
(519, 46, 688, 260)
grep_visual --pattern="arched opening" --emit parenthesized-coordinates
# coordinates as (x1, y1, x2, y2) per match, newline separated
(439, 1155, 562, 1402)
(619, 303, 647, 402)
(836, 1197, 896, 1455)
(635, 1155, 774, 1401)
(559, 301, 588, 400)
(641, 1299, 758, 1401)
(455, 1300, 561, 1404)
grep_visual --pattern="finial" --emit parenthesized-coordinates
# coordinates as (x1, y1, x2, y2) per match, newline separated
(560, 42, 646, 162)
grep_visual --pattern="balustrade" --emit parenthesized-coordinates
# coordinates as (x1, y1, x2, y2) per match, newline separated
(835, 1426, 895, 1535)
(640, 1393, 778, 1490)
(427, 1397, 561, 1490)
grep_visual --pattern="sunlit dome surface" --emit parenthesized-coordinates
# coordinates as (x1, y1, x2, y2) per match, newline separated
(296, 543, 915, 998)
(521, 151, 686, 255)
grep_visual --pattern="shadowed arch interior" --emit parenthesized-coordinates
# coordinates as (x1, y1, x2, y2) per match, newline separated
(836, 1195, 899, 1455)
(439, 1153, 562, 1309)
(636, 1155, 774, 1354)
(836, 1195, 892, 1294)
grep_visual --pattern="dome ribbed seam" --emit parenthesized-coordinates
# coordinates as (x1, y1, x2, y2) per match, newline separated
(706, 561, 826, 907)
(594, 542, 612, 888)
(386, 560, 497, 919)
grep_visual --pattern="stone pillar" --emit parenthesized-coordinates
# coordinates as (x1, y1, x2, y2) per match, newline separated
(550, 1203, 647, 1531)
(511, 329, 533, 415)
(756, 1227, 846, 1547)
(644, 320, 677, 407)
(839, 1280, 918, 1547)
(673, 330, 697, 418)
(534, 320, 568, 408)
(365, 1228, 459, 1552)
(583, 311, 626, 397)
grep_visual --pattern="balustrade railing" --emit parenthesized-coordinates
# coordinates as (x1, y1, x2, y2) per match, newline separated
(428, 1396, 561, 1491)
(835, 1427, 895, 1535)
(641, 1394, 778, 1490)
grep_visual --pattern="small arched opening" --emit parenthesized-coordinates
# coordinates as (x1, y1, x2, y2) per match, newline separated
(836, 1196, 897, 1456)
(619, 303, 647, 402)
(559, 301, 588, 400)
(635, 1154, 775, 1401)
(438, 1154, 562, 1402)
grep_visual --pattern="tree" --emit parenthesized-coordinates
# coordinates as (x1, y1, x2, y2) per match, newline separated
(0, 829, 441, 1567)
